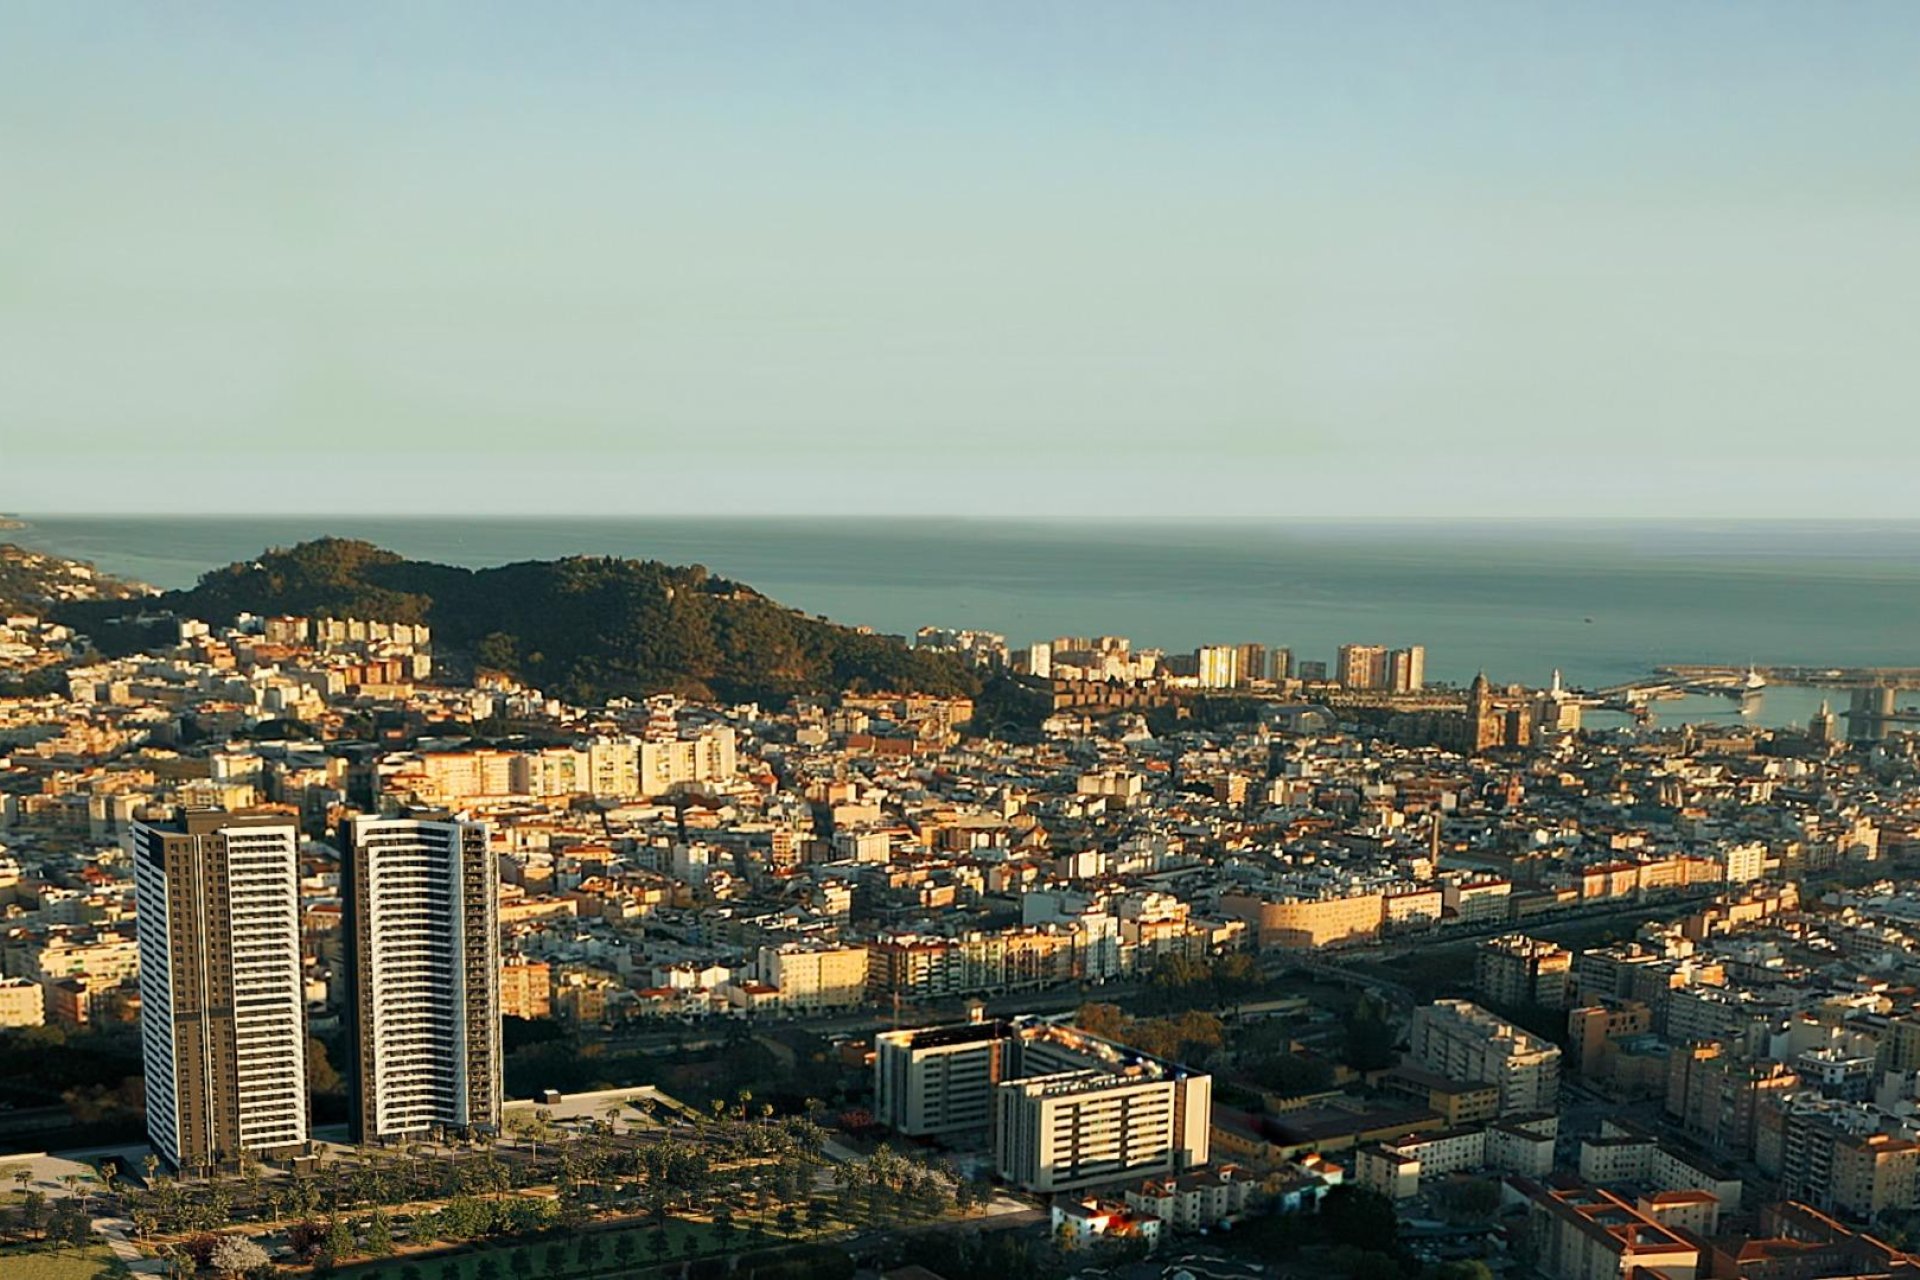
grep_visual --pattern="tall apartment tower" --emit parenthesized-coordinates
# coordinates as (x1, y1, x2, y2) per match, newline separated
(343, 813, 501, 1144)
(1337, 643, 1390, 690)
(131, 810, 309, 1171)
(1388, 645, 1426, 693)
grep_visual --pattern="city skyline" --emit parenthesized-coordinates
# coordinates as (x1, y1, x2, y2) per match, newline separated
(8, 5, 1920, 516)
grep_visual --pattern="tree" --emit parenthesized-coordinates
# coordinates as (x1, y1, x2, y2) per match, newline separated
(711, 1204, 736, 1252)
(1427, 1263, 1495, 1280)
(1255, 1053, 1335, 1096)
(1343, 995, 1398, 1072)
(307, 1036, 345, 1094)
(614, 1232, 637, 1267)
(649, 1227, 671, 1262)
(776, 1204, 800, 1237)
(1431, 1177, 1502, 1225)
(510, 1246, 535, 1280)
(364, 1210, 396, 1256)
(805, 1198, 831, 1237)
(21, 1188, 46, 1237)
(1330, 1247, 1403, 1280)
(475, 1256, 504, 1280)
(323, 1216, 356, 1263)
(210, 1234, 271, 1280)
(1321, 1186, 1399, 1252)
(576, 1232, 604, 1270)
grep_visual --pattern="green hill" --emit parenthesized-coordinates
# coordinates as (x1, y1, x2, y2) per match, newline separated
(58, 538, 980, 704)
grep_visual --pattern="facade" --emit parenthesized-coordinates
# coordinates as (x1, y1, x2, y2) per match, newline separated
(1408, 999, 1560, 1114)
(131, 809, 308, 1171)
(343, 813, 501, 1144)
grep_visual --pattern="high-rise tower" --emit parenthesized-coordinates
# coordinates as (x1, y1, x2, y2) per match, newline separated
(343, 812, 501, 1143)
(131, 809, 309, 1171)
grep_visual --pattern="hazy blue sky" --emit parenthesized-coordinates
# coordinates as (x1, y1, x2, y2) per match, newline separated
(5, 5, 1918, 517)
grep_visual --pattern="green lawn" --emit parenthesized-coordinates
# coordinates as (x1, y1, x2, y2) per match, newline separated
(342, 1217, 812, 1280)
(0, 1242, 126, 1279)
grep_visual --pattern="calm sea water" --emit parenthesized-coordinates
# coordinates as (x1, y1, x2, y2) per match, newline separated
(11, 516, 1920, 730)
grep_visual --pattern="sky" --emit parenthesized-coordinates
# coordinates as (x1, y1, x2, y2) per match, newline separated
(4, 4, 1919, 518)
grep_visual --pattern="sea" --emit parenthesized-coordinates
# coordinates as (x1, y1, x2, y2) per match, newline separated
(11, 516, 1920, 732)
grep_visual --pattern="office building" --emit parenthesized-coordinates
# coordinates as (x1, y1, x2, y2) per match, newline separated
(343, 813, 501, 1144)
(131, 810, 309, 1171)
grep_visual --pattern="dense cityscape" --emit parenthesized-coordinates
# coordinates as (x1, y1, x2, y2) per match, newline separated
(5, 538, 1920, 1280)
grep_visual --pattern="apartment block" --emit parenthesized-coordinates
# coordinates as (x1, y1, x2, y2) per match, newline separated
(1408, 999, 1560, 1115)
(1476, 934, 1573, 1010)
(757, 941, 869, 1011)
(132, 809, 309, 1171)
(1528, 1185, 1700, 1280)
(343, 813, 501, 1144)
(876, 1015, 1211, 1193)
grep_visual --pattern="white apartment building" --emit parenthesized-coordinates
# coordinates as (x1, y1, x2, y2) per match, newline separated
(877, 1015, 1212, 1193)
(996, 1065, 1211, 1194)
(344, 813, 501, 1143)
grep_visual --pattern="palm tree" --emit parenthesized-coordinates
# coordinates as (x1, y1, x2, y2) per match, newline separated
(10, 1165, 30, 1202)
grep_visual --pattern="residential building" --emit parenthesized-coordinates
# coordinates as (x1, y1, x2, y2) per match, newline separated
(1528, 1185, 1700, 1280)
(500, 957, 552, 1020)
(343, 812, 501, 1144)
(876, 1015, 1212, 1193)
(1408, 999, 1560, 1115)
(131, 809, 308, 1171)
(0, 975, 45, 1027)
(1476, 934, 1574, 1010)
(757, 941, 869, 1010)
